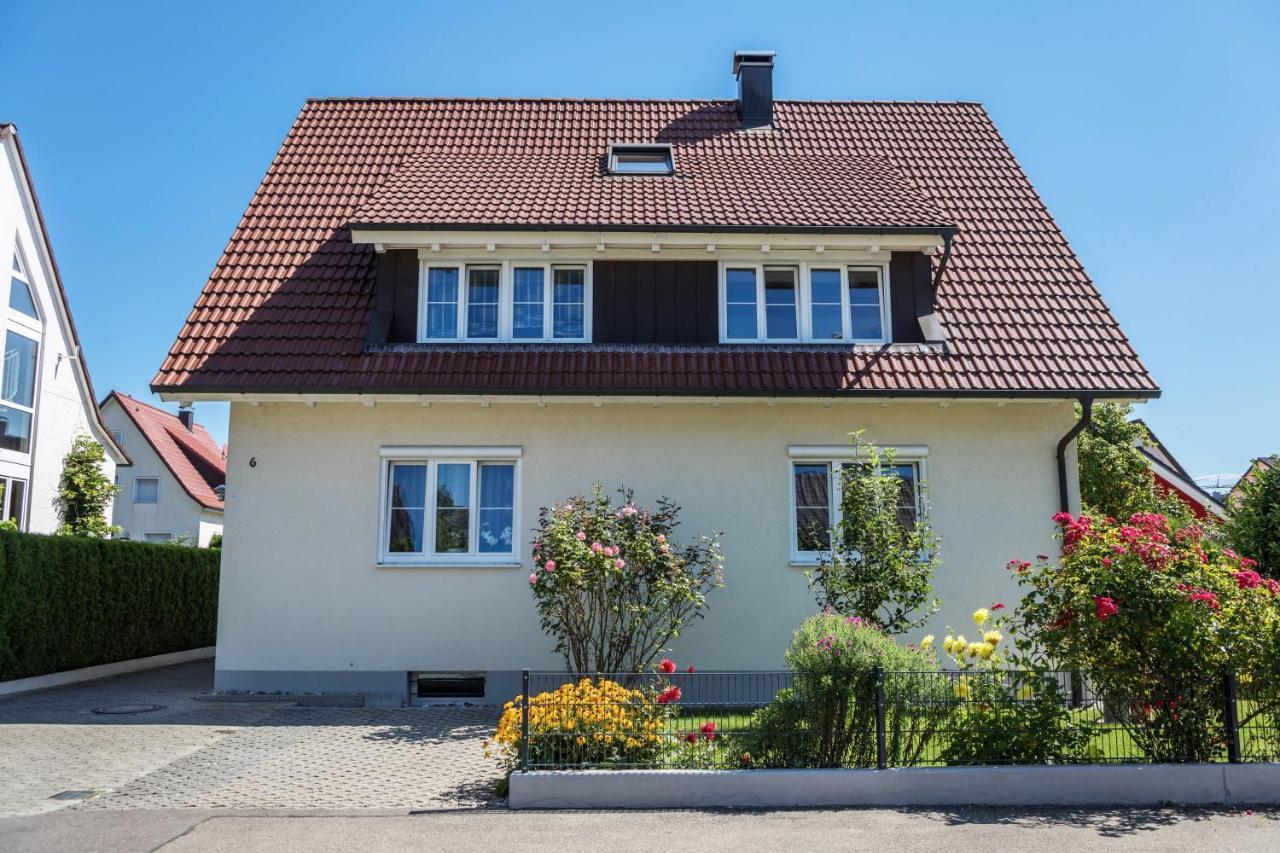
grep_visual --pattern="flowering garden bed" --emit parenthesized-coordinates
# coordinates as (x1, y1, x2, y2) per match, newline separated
(488, 664, 1279, 774)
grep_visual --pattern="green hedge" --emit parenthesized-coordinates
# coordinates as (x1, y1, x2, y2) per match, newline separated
(0, 529, 220, 681)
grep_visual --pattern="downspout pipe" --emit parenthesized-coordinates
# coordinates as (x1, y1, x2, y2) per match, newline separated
(1055, 397, 1094, 514)
(931, 232, 955, 294)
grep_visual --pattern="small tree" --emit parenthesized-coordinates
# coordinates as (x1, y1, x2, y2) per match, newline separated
(807, 434, 939, 633)
(1077, 402, 1156, 520)
(1225, 459, 1280, 578)
(529, 484, 723, 674)
(55, 435, 119, 538)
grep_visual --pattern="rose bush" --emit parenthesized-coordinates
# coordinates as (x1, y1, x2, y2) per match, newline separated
(529, 485, 723, 674)
(1010, 511, 1280, 761)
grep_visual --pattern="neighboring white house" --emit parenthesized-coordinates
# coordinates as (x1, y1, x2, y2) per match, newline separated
(0, 124, 126, 532)
(154, 53, 1159, 703)
(100, 391, 225, 546)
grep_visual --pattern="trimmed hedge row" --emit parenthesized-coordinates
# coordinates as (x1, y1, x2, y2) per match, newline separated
(0, 529, 219, 681)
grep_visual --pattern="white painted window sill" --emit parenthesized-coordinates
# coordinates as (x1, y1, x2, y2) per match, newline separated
(376, 560, 523, 570)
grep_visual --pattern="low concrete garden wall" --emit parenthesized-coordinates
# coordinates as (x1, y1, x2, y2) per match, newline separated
(509, 763, 1280, 809)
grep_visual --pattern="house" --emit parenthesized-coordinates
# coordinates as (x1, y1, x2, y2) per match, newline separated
(99, 391, 225, 545)
(153, 52, 1158, 703)
(1134, 420, 1225, 520)
(1229, 456, 1277, 508)
(0, 124, 127, 532)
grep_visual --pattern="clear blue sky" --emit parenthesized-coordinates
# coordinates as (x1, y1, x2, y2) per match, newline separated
(4, 0, 1277, 478)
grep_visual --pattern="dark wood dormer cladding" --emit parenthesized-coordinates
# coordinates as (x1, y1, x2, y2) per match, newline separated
(365, 252, 936, 346)
(592, 261, 718, 344)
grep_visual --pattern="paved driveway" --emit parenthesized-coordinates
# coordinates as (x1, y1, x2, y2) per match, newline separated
(0, 661, 500, 817)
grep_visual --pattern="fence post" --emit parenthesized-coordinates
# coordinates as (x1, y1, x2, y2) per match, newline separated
(1223, 670, 1241, 764)
(521, 668, 531, 773)
(874, 665, 887, 770)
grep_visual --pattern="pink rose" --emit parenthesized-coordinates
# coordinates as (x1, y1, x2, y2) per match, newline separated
(591, 541, 603, 553)
(544, 560, 556, 572)
(575, 531, 586, 541)
(529, 573, 538, 585)
(656, 534, 666, 544)
(615, 559, 626, 569)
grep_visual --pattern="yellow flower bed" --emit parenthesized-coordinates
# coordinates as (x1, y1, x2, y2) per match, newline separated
(486, 677, 667, 770)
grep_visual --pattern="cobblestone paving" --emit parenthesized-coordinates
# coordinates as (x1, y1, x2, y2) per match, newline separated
(0, 661, 501, 816)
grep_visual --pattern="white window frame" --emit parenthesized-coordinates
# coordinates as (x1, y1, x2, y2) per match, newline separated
(786, 444, 928, 564)
(7, 242, 42, 332)
(0, 474, 27, 531)
(143, 531, 174, 544)
(377, 446, 522, 566)
(417, 261, 592, 343)
(133, 476, 160, 504)
(0, 328, 40, 457)
(718, 261, 891, 344)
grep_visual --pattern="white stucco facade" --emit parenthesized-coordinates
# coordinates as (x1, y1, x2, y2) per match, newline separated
(213, 398, 1079, 701)
(0, 127, 124, 532)
(99, 397, 223, 546)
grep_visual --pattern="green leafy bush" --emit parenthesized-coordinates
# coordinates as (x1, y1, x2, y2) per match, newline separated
(807, 434, 939, 634)
(0, 529, 220, 680)
(1225, 459, 1280, 578)
(937, 607, 1092, 765)
(736, 613, 951, 768)
(55, 435, 120, 539)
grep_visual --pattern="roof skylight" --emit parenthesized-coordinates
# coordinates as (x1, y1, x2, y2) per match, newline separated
(607, 144, 675, 175)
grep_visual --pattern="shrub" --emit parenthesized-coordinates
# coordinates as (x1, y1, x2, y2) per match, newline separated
(1010, 512, 1280, 762)
(54, 435, 120, 538)
(485, 677, 668, 772)
(938, 606, 1093, 765)
(0, 529, 220, 680)
(1225, 459, 1280, 578)
(736, 613, 951, 768)
(808, 434, 940, 633)
(1077, 403, 1157, 521)
(529, 485, 723, 674)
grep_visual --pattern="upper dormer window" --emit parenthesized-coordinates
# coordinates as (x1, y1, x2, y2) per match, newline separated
(607, 144, 675, 176)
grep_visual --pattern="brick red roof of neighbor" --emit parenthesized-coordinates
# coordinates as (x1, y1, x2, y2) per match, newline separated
(108, 392, 225, 510)
(152, 99, 1158, 397)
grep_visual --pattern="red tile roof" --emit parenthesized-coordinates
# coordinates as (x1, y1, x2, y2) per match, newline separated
(106, 392, 225, 510)
(152, 98, 1157, 397)
(353, 151, 953, 230)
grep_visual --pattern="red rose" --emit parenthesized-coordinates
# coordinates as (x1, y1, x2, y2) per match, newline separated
(684, 731, 698, 744)
(657, 685, 682, 705)
(658, 659, 677, 674)
(686, 665, 696, 673)
(700, 721, 717, 741)
(1094, 596, 1119, 621)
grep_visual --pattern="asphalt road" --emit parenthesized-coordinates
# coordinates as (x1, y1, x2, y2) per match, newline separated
(2, 805, 1278, 852)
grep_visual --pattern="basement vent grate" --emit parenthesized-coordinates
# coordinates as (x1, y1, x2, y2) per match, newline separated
(414, 672, 486, 699)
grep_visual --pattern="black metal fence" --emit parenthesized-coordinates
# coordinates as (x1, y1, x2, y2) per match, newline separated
(517, 668, 1280, 771)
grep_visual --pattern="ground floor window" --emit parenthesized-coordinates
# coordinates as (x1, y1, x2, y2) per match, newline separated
(144, 532, 174, 544)
(788, 446, 925, 562)
(0, 475, 26, 530)
(379, 447, 521, 564)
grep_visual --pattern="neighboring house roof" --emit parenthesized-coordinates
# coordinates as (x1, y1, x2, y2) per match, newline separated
(1133, 419, 1225, 520)
(1229, 456, 1278, 506)
(152, 98, 1158, 398)
(1, 123, 129, 464)
(104, 391, 225, 510)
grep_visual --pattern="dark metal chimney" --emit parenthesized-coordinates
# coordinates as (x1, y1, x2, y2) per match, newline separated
(733, 50, 776, 129)
(178, 406, 195, 432)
